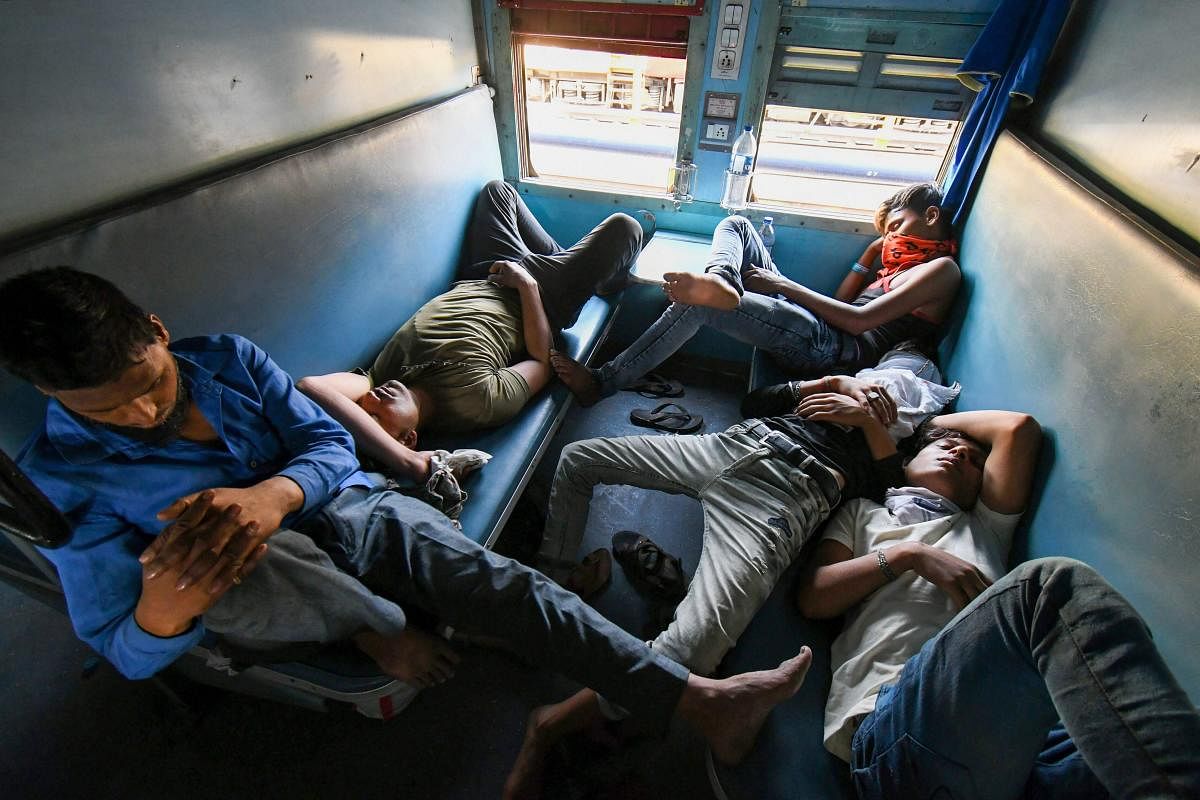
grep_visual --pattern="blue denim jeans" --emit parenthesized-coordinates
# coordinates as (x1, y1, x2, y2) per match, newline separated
(301, 486, 689, 727)
(593, 216, 851, 395)
(851, 558, 1200, 800)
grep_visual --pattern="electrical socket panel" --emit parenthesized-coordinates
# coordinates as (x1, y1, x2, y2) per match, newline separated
(706, 123, 730, 141)
(710, 1, 748, 81)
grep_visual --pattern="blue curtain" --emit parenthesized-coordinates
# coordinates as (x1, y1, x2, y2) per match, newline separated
(942, 0, 1072, 226)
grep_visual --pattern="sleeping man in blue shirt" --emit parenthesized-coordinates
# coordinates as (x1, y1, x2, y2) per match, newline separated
(0, 266, 812, 777)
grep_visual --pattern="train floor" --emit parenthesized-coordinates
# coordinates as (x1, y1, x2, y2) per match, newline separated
(0, 356, 751, 800)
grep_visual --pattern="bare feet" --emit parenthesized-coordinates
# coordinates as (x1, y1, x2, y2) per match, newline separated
(563, 548, 612, 600)
(662, 272, 740, 311)
(503, 690, 606, 800)
(681, 647, 813, 765)
(550, 349, 601, 406)
(353, 627, 462, 688)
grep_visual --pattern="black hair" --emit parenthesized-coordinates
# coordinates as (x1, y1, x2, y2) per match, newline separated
(900, 421, 985, 463)
(874, 182, 947, 235)
(0, 267, 159, 390)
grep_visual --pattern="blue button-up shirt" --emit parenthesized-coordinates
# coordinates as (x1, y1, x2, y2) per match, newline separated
(19, 334, 370, 679)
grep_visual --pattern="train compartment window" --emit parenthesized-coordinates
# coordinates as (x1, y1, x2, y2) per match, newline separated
(519, 43, 686, 192)
(753, 102, 960, 216)
(506, 5, 691, 194)
(755, 9, 986, 217)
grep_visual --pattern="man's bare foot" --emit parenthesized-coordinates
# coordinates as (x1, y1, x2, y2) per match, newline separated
(662, 272, 740, 311)
(353, 627, 461, 688)
(503, 690, 605, 800)
(680, 647, 813, 765)
(550, 349, 601, 406)
(563, 548, 612, 600)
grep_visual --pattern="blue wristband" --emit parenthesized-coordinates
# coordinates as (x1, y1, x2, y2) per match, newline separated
(851, 262, 870, 275)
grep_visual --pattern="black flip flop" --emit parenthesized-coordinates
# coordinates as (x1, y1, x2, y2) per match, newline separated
(623, 372, 685, 399)
(630, 402, 703, 434)
(612, 530, 686, 601)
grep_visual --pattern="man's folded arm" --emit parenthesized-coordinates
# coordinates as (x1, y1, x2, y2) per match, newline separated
(43, 516, 205, 680)
(237, 337, 363, 517)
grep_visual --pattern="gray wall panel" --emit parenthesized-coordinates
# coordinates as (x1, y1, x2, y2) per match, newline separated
(0, 0, 478, 238)
(1032, 0, 1200, 246)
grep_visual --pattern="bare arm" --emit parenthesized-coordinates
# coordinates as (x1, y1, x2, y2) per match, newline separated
(797, 538, 992, 618)
(794, 392, 897, 461)
(929, 410, 1042, 514)
(488, 261, 552, 395)
(796, 409, 1041, 617)
(834, 237, 884, 302)
(296, 371, 429, 480)
(746, 256, 960, 335)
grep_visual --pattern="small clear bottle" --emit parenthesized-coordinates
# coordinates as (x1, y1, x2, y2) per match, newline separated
(722, 125, 757, 212)
(730, 126, 757, 174)
(758, 216, 776, 256)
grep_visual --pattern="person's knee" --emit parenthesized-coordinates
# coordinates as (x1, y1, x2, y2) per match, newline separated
(717, 214, 754, 237)
(557, 439, 605, 480)
(482, 179, 513, 202)
(1019, 556, 1098, 587)
(597, 213, 643, 250)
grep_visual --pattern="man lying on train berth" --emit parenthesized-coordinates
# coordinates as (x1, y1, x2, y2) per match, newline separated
(298, 180, 641, 482)
(503, 347, 958, 796)
(0, 267, 812, 771)
(796, 415, 1200, 798)
(551, 182, 961, 407)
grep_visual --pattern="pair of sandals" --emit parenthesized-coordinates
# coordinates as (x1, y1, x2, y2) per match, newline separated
(624, 372, 704, 434)
(564, 531, 687, 603)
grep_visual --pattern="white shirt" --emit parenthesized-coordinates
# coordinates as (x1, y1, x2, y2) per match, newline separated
(820, 496, 1022, 762)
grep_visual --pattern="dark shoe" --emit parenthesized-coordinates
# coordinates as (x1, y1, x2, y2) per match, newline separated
(629, 402, 703, 434)
(623, 372, 684, 399)
(612, 531, 686, 601)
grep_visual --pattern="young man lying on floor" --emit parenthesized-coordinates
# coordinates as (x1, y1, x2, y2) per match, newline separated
(1, 267, 810, 778)
(552, 182, 960, 407)
(798, 410, 1200, 798)
(299, 180, 642, 481)
(502, 348, 959, 797)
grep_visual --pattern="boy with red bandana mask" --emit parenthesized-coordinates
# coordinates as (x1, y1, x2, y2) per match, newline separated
(552, 183, 960, 406)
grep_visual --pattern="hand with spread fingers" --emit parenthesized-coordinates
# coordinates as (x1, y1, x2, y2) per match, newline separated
(909, 543, 993, 610)
(486, 260, 535, 290)
(825, 376, 898, 425)
(794, 392, 879, 429)
(743, 266, 792, 296)
(134, 495, 270, 638)
(145, 477, 303, 586)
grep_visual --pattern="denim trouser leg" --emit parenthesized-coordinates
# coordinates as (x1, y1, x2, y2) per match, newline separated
(593, 294, 842, 396)
(538, 431, 829, 676)
(305, 487, 689, 729)
(704, 215, 782, 292)
(873, 347, 943, 384)
(850, 557, 1200, 800)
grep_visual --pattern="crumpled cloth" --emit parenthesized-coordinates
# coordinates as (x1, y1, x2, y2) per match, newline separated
(391, 448, 492, 524)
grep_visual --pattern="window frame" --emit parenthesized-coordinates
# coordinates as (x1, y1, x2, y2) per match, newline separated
(742, 5, 988, 221)
(487, 2, 986, 235)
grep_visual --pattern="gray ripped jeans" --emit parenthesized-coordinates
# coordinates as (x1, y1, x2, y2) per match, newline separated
(539, 429, 833, 675)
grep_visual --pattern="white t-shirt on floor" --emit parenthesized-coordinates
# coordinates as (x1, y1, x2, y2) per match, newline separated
(820, 497, 1021, 761)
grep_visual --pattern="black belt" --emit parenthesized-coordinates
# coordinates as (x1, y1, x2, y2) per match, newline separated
(741, 419, 842, 506)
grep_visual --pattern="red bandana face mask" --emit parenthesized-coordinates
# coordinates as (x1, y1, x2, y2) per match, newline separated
(871, 232, 958, 291)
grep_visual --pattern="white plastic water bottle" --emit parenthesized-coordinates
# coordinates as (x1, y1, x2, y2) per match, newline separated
(730, 125, 757, 174)
(721, 126, 757, 211)
(758, 216, 775, 256)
